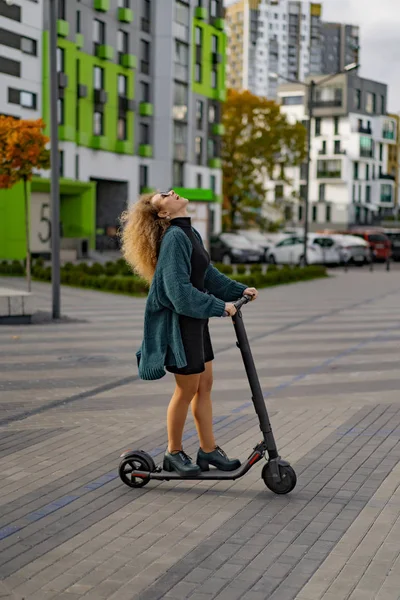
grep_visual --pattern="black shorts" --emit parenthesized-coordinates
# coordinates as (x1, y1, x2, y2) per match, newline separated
(166, 316, 214, 376)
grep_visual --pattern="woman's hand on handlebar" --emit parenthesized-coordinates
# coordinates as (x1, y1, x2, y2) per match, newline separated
(224, 303, 237, 317)
(244, 287, 258, 301)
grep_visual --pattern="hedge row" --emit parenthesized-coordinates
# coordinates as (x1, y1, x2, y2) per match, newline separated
(1, 259, 327, 295)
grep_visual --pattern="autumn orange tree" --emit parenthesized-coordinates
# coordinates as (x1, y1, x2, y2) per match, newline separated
(0, 116, 50, 290)
(221, 89, 307, 230)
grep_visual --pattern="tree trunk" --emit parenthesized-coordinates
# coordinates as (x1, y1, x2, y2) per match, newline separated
(23, 176, 31, 292)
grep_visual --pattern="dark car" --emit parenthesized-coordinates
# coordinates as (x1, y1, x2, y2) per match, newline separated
(383, 230, 400, 261)
(210, 233, 264, 264)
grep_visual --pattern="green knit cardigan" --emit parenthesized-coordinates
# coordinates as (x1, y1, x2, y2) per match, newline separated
(136, 225, 247, 380)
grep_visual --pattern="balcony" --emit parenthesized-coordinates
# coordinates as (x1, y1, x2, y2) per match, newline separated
(116, 140, 133, 155)
(118, 7, 133, 23)
(212, 124, 225, 136)
(358, 124, 372, 135)
(96, 44, 114, 61)
(195, 7, 208, 19)
(213, 18, 225, 31)
(209, 158, 222, 169)
(94, 0, 109, 12)
(379, 173, 395, 181)
(383, 130, 395, 140)
(120, 54, 136, 69)
(313, 99, 342, 108)
(57, 19, 69, 37)
(139, 102, 153, 116)
(91, 135, 108, 151)
(317, 170, 341, 179)
(75, 33, 84, 48)
(139, 144, 153, 158)
(141, 17, 150, 33)
(380, 195, 393, 203)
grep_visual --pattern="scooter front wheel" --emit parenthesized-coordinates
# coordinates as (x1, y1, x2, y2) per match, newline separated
(262, 463, 297, 495)
(119, 450, 155, 488)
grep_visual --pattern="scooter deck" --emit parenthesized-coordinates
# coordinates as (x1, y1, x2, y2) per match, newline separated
(137, 466, 245, 481)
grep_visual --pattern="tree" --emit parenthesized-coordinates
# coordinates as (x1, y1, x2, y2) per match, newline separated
(221, 89, 307, 230)
(0, 117, 50, 291)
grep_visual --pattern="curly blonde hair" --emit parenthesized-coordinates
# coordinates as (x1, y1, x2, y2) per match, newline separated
(120, 193, 170, 284)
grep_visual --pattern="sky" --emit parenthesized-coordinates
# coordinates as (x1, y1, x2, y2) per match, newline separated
(223, 0, 400, 112)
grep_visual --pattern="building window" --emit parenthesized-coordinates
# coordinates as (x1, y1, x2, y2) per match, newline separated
(195, 136, 203, 165)
(196, 173, 202, 188)
(173, 161, 184, 186)
(210, 0, 218, 17)
(208, 138, 216, 159)
(354, 161, 359, 180)
(366, 92, 376, 114)
(76, 10, 81, 33)
(334, 116, 339, 135)
(139, 164, 148, 192)
(381, 183, 393, 203)
(326, 205, 331, 222)
(355, 89, 361, 110)
(281, 96, 304, 105)
(21, 37, 37, 56)
(195, 63, 202, 83)
(118, 0, 130, 7)
(117, 30, 129, 54)
(196, 99, 203, 129)
(141, 39, 150, 74)
(334, 140, 341, 154)
(380, 94, 385, 115)
(58, 0, 66, 20)
(366, 185, 371, 203)
(365, 164, 369, 181)
(75, 154, 79, 180)
(173, 82, 188, 121)
(174, 40, 189, 80)
(93, 19, 105, 45)
(195, 26, 202, 46)
(298, 204, 303, 221)
(211, 68, 217, 88)
(56, 47, 64, 72)
(140, 123, 150, 144)
(140, 81, 150, 102)
(211, 35, 218, 54)
(312, 205, 317, 222)
(315, 117, 321, 136)
(208, 104, 216, 123)
(174, 122, 187, 160)
(210, 174, 216, 193)
(93, 111, 104, 135)
(59, 150, 64, 177)
(317, 159, 341, 178)
(118, 117, 127, 140)
(118, 74, 127, 96)
(275, 184, 284, 201)
(57, 98, 64, 125)
(175, 1, 189, 27)
(93, 66, 104, 90)
(319, 183, 325, 201)
(360, 136, 374, 159)
(320, 140, 326, 155)
(379, 143, 383, 162)
(299, 184, 306, 200)
(141, 0, 151, 32)
(19, 90, 37, 109)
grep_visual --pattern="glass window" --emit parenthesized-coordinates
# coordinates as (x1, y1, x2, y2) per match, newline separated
(334, 116, 339, 135)
(380, 94, 385, 114)
(334, 140, 341, 154)
(354, 162, 359, 179)
(366, 164, 369, 181)
(196, 99, 203, 129)
(312, 205, 317, 222)
(211, 35, 218, 54)
(59, 150, 64, 177)
(173, 82, 188, 121)
(195, 26, 202, 46)
(355, 89, 361, 110)
(93, 111, 103, 135)
(141, 39, 150, 74)
(196, 173, 202, 188)
(21, 36, 37, 56)
(93, 66, 104, 90)
(281, 96, 303, 105)
(359, 136, 374, 158)
(210, 174, 216, 192)
(195, 63, 202, 83)
(140, 123, 150, 144)
(143, 0, 151, 20)
(57, 98, 64, 125)
(117, 30, 129, 54)
(366, 185, 371, 203)
(366, 92, 376, 114)
(139, 165, 148, 191)
(58, 0, 66, 20)
(118, 0, 130, 7)
(118, 117, 127, 140)
(20, 91, 36, 108)
(195, 136, 203, 165)
(326, 205, 331, 222)
(173, 161, 184, 186)
(76, 10, 81, 33)
(140, 81, 150, 102)
(211, 68, 217, 88)
(118, 74, 127, 96)
(319, 183, 325, 201)
(210, 0, 218, 17)
(93, 19, 105, 45)
(379, 143, 383, 161)
(175, 40, 188, 66)
(175, 1, 189, 26)
(315, 117, 321, 136)
(208, 138, 215, 158)
(56, 47, 64, 72)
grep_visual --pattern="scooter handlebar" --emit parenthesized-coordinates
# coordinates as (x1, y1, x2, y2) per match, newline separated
(222, 294, 253, 317)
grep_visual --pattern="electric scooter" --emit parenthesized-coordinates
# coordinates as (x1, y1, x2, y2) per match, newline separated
(118, 295, 297, 495)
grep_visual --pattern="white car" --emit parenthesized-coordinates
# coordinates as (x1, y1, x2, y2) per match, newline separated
(267, 234, 341, 266)
(331, 234, 371, 266)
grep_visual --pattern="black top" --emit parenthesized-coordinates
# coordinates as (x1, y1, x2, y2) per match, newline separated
(170, 217, 210, 291)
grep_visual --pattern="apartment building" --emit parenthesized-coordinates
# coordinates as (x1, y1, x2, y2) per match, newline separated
(0, 0, 226, 260)
(321, 22, 360, 75)
(265, 73, 396, 229)
(226, 0, 322, 100)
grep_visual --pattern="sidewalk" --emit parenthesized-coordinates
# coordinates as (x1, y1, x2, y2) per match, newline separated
(1, 270, 400, 599)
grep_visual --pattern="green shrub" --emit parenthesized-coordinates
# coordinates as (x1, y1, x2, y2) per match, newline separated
(214, 262, 233, 275)
(237, 264, 246, 275)
(250, 263, 263, 274)
(267, 264, 278, 272)
(88, 262, 105, 276)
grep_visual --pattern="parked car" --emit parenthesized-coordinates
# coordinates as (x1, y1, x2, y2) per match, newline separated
(238, 230, 275, 263)
(347, 229, 392, 262)
(331, 234, 371, 266)
(267, 234, 341, 266)
(383, 230, 400, 261)
(210, 233, 264, 264)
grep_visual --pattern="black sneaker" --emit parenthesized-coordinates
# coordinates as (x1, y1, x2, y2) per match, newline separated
(197, 446, 241, 472)
(163, 450, 201, 477)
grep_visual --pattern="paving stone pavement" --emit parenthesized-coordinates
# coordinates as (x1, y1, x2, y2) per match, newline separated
(1, 270, 400, 599)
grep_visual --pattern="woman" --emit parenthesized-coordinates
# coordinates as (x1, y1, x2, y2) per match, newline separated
(121, 190, 258, 477)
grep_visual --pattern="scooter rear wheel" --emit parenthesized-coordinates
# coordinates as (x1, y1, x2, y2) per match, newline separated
(119, 451, 155, 488)
(262, 463, 297, 495)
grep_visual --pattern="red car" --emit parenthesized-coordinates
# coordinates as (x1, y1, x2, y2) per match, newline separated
(347, 229, 392, 262)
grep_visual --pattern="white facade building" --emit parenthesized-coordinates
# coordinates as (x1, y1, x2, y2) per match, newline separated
(264, 74, 397, 230)
(226, 0, 322, 100)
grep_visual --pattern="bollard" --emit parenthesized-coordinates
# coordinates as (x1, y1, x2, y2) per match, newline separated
(369, 249, 374, 272)
(386, 257, 391, 272)
(344, 259, 348, 273)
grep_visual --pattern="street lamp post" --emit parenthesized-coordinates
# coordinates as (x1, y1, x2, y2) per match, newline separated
(271, 63, 359, 266)
(49, 0, 61, 319)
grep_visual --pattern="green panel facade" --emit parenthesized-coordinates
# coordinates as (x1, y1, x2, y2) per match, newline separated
(192, 18, 226, 101)
(0, 182, 26, 260)
(42, 32, 135, 155)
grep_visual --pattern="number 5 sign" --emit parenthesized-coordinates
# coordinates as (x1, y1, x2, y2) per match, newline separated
(30, 192, 52, 253)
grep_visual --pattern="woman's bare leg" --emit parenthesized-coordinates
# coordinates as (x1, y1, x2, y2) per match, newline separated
(167, 373, 200, 452)
(191, 362, 216, 453)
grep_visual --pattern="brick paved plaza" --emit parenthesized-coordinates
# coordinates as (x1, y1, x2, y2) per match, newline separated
(1, 269, 400, 600)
